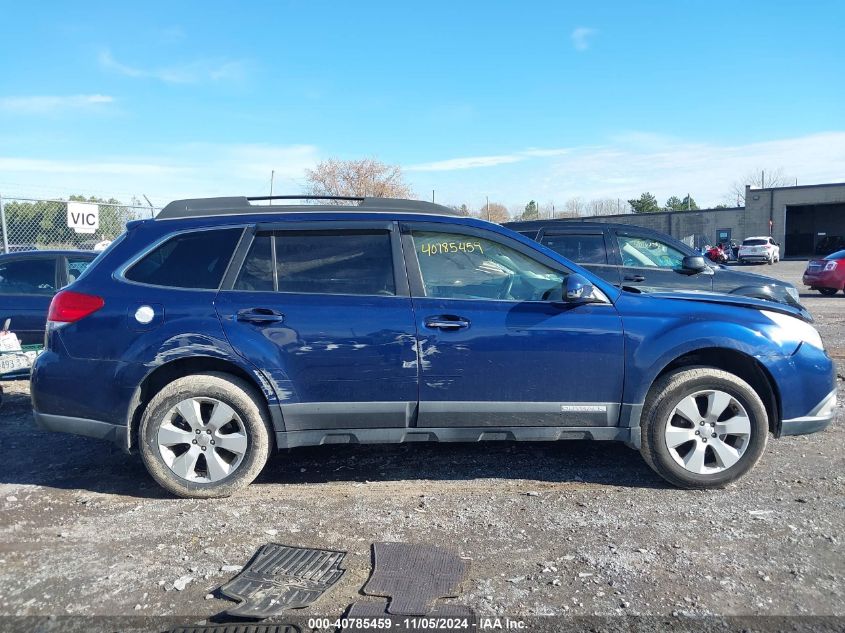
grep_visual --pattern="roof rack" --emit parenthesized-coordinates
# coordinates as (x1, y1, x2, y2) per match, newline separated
(156, 195, 459, 219)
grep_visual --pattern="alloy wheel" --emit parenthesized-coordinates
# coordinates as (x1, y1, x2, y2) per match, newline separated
(664, 389, 751, 474)
(157, 397, 248, 482)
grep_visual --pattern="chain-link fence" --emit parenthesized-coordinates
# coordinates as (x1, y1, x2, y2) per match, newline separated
(0, 196, 161, 253)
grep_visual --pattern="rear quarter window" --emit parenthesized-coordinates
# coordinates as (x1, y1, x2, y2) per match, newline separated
(125, 228, 242, 289)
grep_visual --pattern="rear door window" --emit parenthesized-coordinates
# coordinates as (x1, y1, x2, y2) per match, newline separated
(125, 228, 242, 289)
(0, 258, 57, 295)
(233, 230, 396, 296)
(234, 234, 275, 291)
(540, 233, 607, 264)
(275, 231, 395, 296)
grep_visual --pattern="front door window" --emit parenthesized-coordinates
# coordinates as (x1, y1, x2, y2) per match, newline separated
(410, 231, 564, 302)
(616, 234, 686, 269)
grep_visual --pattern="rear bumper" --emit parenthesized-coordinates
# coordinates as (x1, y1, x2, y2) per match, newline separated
(803, 272, 841, 288)
(33, 410, 128, 447)
(780, 389, 837, 436)
(739, 254, 770, 261)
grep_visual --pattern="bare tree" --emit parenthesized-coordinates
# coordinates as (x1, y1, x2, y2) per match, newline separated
(564, 197, 586, 217)
(585, 198, 629, 216)
(447, 204, 471, 216)
(304, 158, 413, 203)
(729, 168, 795, 205)
(476, 201, 510, 224)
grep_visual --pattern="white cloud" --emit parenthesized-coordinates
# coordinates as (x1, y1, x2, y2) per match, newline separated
(98, 50, 246, 84)
(407, 154, 526, 172)
(405, 132, 845, 209)
(407, 147, 571, 172)
(0, 143, 319, 202)
(571, 27, 597, 52)
(0, 94, 114, 114)
(2, 133, 843, 211)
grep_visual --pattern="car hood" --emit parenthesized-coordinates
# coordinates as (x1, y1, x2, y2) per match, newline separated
(634, 289, 812, 322)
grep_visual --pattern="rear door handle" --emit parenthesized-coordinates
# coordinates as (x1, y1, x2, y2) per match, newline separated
(425, 316, 470, 330)
(236, 308, 285, 324)
(623, 275, 646, 282)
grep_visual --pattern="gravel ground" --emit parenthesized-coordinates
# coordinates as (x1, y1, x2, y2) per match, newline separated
(0, 260, 843, 632)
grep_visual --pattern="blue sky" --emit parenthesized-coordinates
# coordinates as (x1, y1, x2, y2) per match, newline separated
(1, 0, 843, 211)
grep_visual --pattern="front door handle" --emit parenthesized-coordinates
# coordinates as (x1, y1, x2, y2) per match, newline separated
(425, 316, 470, 331)
(236, 308, 285, 324)
(623, 275, 646, 282)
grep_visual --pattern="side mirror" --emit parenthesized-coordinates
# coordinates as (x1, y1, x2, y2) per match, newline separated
(682, 255, 708, 273)
(564, 274, 595, 302)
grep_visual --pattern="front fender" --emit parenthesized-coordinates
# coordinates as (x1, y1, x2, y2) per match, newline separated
(621, 316, 788, 407)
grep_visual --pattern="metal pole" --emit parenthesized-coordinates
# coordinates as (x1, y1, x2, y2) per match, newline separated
(486, 196, 490, 221)
(270, 170, 275, 205)
(143, 194, 155, 218)
(0, 195, 8, 254)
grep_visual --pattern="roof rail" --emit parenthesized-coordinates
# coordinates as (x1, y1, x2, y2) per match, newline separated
(156, 195, 459, 219)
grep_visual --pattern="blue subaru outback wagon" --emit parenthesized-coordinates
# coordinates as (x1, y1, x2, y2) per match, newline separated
(31, 196, 837, 498)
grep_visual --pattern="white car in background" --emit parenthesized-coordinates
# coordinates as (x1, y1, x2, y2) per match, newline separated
(738, 236, 780, 265)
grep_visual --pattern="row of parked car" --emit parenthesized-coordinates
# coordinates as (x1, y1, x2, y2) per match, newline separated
(0, 196, 837, 498)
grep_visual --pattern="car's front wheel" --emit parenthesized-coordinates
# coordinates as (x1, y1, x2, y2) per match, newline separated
(640, 367, 768, 489)
(139, 372, 272, 498)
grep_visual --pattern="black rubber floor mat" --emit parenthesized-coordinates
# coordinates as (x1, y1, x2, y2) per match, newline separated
(218, 544, 346, 618)
(171, 626, 300, 633)
(362, 543, 470, 616)
(342, 601, 475, 632)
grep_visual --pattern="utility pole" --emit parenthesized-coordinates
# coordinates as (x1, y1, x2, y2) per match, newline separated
(270, 170, 275, 205)
(761, 170, 765, 189)
(687, 193, 691, 211)
(432, 189, 435, 203)
(486, 196, 490, 221)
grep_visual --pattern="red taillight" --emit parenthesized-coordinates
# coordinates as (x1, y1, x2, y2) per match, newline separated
(47, 290, 105, 323)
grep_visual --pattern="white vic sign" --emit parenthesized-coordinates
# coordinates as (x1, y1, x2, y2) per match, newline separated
(67, 201, 99, 234)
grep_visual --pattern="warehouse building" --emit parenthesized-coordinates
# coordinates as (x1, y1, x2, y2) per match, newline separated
(565, 182, 845, 258)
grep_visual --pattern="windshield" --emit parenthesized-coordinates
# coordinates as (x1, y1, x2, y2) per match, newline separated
(743, 238, 768, 246)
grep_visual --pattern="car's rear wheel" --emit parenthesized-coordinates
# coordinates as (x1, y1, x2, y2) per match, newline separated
(139, 372, 272, 498)
(640, 367, 768, 489)
(818, 287, 839, 296)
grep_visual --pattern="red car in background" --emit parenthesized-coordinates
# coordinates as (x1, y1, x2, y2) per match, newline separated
(803, 249, 845, 296)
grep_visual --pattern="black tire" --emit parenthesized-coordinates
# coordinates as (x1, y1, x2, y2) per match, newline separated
(139, 372, 272, 498)
(818, 287, 838, 296)
(640, 367, 768, 489)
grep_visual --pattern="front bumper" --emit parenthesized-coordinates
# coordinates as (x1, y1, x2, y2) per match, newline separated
(33, 410, 128, 447)
(780, 389, 838, 436)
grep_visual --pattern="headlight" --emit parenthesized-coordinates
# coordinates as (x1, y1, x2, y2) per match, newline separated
(762, 310, 824, 351)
